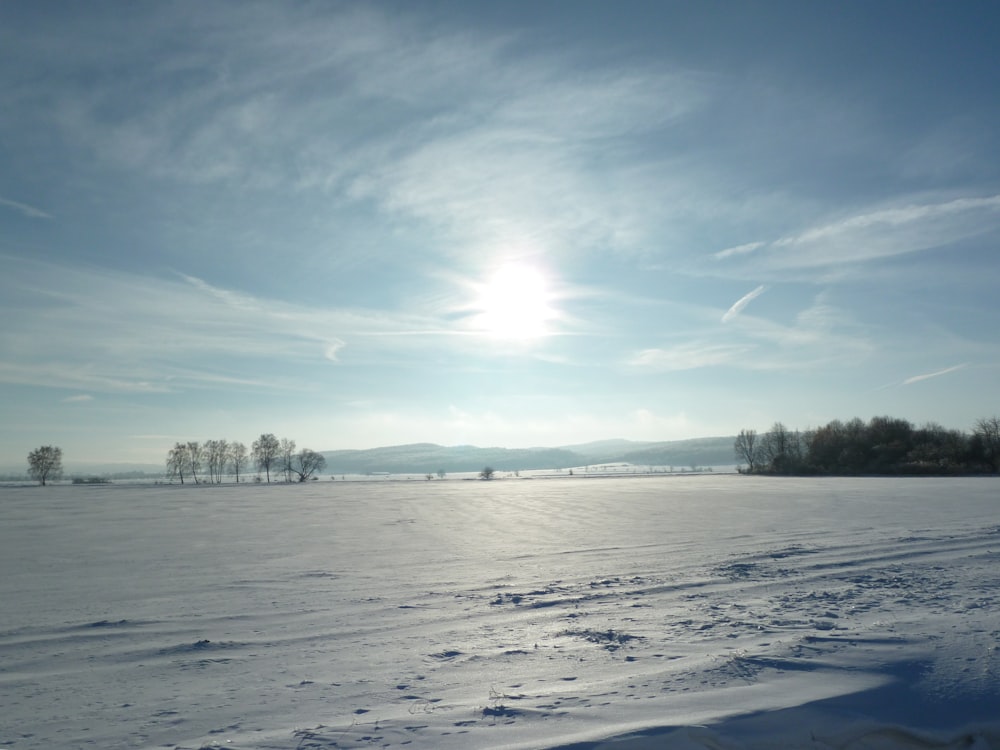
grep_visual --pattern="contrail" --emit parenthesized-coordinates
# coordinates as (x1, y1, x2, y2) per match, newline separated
(722, 285, 767, 323)
(903, 363, 966, 385)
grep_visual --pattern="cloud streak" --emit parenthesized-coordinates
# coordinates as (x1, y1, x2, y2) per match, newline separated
(902, 363, 967, 385)
(715, 195, 1000, 274)
(721, 285, 767, 323)
(0, 256, 572, 396)
(714, 241, 764, 260)
(630, 343, 756, 372)
(0, 196, 51, 219)
(0, 258, 396, 393)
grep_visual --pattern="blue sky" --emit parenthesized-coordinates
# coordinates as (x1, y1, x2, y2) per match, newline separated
(2, 1, 999, 466)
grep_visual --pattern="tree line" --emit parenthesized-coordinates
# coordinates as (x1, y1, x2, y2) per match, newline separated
(165, 434, 327, 484)
(735, 416, 1000, 475)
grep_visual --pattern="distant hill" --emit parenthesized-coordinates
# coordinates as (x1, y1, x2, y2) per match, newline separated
(322, 436, 736, 475)
(321, 443, 582, 475)
(618, 437, 738, 469)
(1, 437, 738, 479)
(557, 438, 658, 458)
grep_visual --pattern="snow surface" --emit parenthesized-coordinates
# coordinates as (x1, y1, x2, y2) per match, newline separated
(1, 476, 998, 749)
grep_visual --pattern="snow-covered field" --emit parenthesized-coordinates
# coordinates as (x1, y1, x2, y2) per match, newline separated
(1, 476, 998, 750)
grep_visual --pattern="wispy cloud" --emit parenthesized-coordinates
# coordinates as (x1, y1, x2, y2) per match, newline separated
(346, 63, 708, 261)
(715, 195, 1000, 274)
(62, 394, 94, 403)
(0, 196, 51, 219)
(8, 4, 710, 266)
(0, 256, 542, 396)
(902, 363, 967, 385)
(721, 285, 767, 323)
(746, 295, 873, 363)
(0, 361, 172, 394)
(714, 241, 764, 260)
(785, 197, 1000, 246)
(631, 292, 872, 374)
(630, 343, 756, 372)
(0, 261, 340, 392)
(324, 339, 346, 362)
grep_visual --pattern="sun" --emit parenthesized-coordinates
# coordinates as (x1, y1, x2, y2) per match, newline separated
(473, 263, 556, 340)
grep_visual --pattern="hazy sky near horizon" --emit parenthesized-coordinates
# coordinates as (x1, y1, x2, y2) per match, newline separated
(3, 1, 999, 466)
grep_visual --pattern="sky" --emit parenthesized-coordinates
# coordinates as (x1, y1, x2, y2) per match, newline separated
(2, 1, 1000, 467)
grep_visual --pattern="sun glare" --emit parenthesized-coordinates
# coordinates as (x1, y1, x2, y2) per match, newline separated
(474, 263, 556, 340)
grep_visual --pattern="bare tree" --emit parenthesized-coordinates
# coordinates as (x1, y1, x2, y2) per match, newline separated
(760, 422, 803, 473)
(280, 438, 297, 482)
(973, 416, 1000, 471)
(228, 441, 248, 483)
(202, 440, 216, 483)
(480, 466, 495, 480)
(186, 441, 203, 484)
(204, 439, 229, 484)
(734, 429, 759, 473)
(27, 445, 63, 486)
(166, 442, 189, 484)
(252, 433, 281, 482)
(291, 449, 327, 482)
